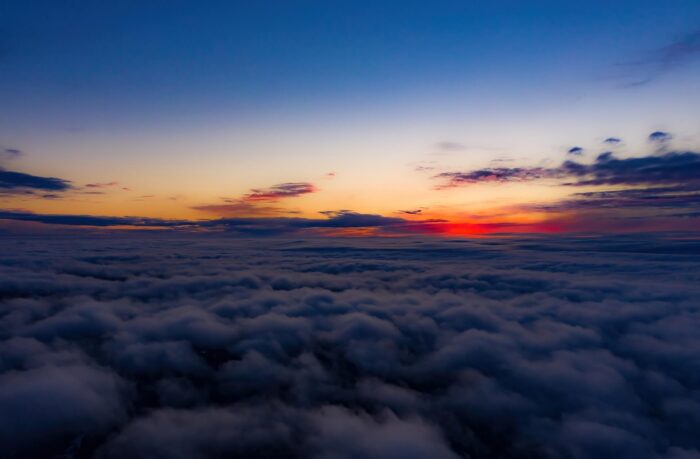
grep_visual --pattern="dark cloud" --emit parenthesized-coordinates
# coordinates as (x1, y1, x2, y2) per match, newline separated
(604, 137, 622, 145)
(433, 139, 700, 230)
(0, 235, 699, 458)
(0, 210, 190, 228)
(244, 182, 316, 202)
(398, 209, 423, 215)
(528, 187, 700, 213)
(0, 168, 72, 192)
(192, 181, 317, 218)
(434, 167, 559, 188)
(568, 146, 584, 155)
(561, 151, 700, 187)
(2, 148, 22, 160)
(0, 209, 427, 236)
(209, 212, 409, 236)
(649, 131, 672, 144)
(437, 145, 700, 190)
(191, 200, 290, 217)
(85, 181, 118, 188)
(313, 210, 405, 228)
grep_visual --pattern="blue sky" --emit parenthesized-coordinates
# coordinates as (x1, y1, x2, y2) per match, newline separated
(2, 0, 699, 129)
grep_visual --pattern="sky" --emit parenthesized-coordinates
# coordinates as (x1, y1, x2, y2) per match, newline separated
(1, 0, 700, 235)
(2, 4, 700, 457)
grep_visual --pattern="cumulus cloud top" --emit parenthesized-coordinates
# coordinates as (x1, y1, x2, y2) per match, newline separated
(1, 235, 700, 458)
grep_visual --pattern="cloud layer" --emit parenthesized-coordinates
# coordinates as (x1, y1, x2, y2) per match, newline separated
(1, 235, 699, 458)
(0, 210, 445, 236)
(433, 147, 700, 231)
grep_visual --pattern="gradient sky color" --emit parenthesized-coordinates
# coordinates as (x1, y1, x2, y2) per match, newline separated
(1, 0, 700, 235)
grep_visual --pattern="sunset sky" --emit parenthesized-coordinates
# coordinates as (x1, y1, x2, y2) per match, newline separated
(4, 4, 700, 458)
(2, 0, 700, 235)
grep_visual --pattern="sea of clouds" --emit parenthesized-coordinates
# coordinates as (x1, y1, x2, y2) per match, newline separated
(1, 234, 700, 458)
